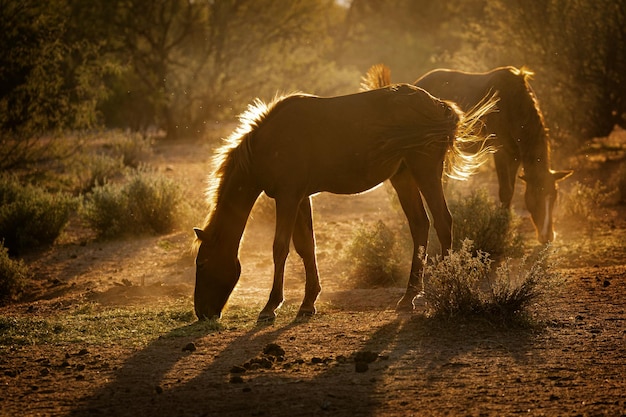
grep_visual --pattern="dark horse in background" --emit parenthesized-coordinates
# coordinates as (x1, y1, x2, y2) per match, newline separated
(362, 64, 573, 244)
(194, 85, 495, 321)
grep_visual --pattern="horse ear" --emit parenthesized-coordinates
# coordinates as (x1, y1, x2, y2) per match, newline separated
(551, 170, 573, 182)
(194, 227, 209, 241)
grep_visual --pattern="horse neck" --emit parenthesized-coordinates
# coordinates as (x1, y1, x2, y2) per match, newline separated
(518, 126, 552, 179)
(204, 171, 260, 255)
(503, 82, 552, 178)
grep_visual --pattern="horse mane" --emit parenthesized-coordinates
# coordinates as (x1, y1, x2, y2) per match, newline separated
(502, 66, 552, 173)
(194, 93, 309, 249)
(360, 63, 391, 91)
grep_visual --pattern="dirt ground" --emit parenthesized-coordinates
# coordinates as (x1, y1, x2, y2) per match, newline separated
(1, 128, 625, 417)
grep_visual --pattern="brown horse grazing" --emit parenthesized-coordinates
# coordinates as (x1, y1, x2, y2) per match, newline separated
(193, 84, 495, 321)
(362, 64, 573, 243)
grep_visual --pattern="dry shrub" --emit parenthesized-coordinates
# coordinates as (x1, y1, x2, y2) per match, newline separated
(0, 173, 78, 254)
(448, 188, 523, 257)
(82, 167, 182, 238)
(72, 153, 125, 193)
(344, 220, 405, 288)
(424, 240, 558, 325)
(0, 241, 29, 305)
(558, 180, 617, 237)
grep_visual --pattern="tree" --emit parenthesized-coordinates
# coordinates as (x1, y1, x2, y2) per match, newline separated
(91, 0, 351, 138)
(451, 0, 626, 140)
(0, 0, 108, 169)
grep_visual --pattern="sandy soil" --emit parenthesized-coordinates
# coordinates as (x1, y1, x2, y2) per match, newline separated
(1, 130, 625, 417)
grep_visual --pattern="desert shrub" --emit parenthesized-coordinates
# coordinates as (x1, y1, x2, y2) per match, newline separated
(0, 174, 78, 254)
(424, 240, 557, 325)
(72, 153, 125, 193)
(82, 181, 129, 237)
(109, 132, 153, 168)
(448, 188, 523, 257)
(83, 168, 183, 238)
(0, 241, 29, 304)
(423, 240, 490, 318)
(344, 220, 405, 288)
(611, 163, 626, 204)
(125, 169, 182, 233)
(559, 180, 616, 236)
(487, 246, 559, 323)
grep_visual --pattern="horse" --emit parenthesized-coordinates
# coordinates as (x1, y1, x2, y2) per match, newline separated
(361, 64, 573, 244)
(193, 84, 496, 321)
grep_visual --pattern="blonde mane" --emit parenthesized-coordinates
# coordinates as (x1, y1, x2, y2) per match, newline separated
(193, 93, 308, 251)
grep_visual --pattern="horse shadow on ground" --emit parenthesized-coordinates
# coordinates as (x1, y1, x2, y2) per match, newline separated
(69, 307, 538, 417)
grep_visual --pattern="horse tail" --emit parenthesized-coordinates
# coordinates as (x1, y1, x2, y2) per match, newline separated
(360, 64, 392, 91)
(445, 93, 499, 180)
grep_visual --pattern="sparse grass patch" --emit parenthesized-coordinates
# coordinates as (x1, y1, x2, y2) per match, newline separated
(344, 220, 405, 288)
(424, 240, 558, 326)
(0, 302, 201, 347)
(0, 173, 78, 254)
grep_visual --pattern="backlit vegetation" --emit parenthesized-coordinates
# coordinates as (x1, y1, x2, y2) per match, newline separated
(424, 240, 559, 325)
(0, 173, 78, 254)
(558, 180, 617, 237)
(83, 167, 183, 238)
(344, 220, 405, 288)
(448, 188, 523, 257)
(0, 241, 29, 305)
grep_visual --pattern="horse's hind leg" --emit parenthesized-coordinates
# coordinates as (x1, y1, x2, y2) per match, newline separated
(258, 196, 302, 322)
(390, 165, 430, 311)
(406, 157, 453, 255)
(292, 196, 321, 317)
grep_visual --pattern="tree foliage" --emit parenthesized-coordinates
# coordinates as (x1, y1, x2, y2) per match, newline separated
(1, 0, 625, 165)
(0, 0, 111, 169)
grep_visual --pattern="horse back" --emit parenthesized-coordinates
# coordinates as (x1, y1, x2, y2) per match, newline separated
(415, 67, 527, 111)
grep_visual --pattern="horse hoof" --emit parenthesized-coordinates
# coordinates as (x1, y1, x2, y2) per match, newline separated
(296, 308, 316, 318)
(257, 313, 276, 324)
(395, 300, 415, 312)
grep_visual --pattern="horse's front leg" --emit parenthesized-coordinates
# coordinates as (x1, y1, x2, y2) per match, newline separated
(291, 196, 321, 317)
(494, 147, 520, 209)
(258, 196, 301, 323)
(390, 165, 430, 311)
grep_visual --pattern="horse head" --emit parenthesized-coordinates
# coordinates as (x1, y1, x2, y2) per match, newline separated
(520, 170, 573, 243)
(193, 227, 241, 320)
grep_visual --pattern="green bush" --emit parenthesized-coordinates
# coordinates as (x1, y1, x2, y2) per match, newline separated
(0, 241, 29, 304)
(125, 169, 182, 233)
(0, 174, 77, 254)
(83, 168, 182, 238)
(82, 181, 129, 238)
(344, 220, 405, 288)
(424, 240, 557, 325)
(448, 188, 523, 257)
